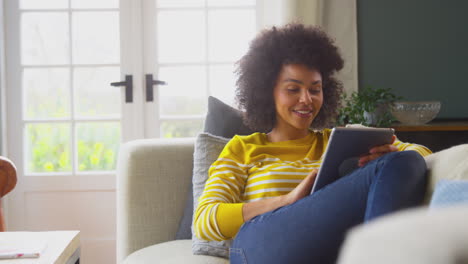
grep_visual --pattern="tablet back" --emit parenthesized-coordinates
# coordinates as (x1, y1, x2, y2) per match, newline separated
(310, 127, 394, 194)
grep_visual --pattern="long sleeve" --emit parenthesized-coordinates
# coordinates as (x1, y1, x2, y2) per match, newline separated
(393, 138, 432, 156)
(194, 131, 329, 241)
(344, 124, 432, 156)
(194, 137, 248, 241)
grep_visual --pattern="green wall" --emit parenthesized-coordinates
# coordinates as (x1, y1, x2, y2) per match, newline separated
(358, 0, 468, 119)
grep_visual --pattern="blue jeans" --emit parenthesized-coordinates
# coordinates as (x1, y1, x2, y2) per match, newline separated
(230, 151, 427, 264)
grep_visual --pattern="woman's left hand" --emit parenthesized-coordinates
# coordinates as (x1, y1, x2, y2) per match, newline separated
(358, 135, 398, 167)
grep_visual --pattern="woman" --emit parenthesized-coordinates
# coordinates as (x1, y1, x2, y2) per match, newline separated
(194, 24, 431, 263)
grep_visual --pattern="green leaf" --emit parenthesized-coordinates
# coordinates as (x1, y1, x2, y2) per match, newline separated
(336, 86, 402, 127)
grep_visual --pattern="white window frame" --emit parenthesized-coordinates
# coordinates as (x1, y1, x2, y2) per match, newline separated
(149, 1, 261, 138)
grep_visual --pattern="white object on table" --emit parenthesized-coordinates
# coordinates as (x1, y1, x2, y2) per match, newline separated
(0, 231, 80, 264)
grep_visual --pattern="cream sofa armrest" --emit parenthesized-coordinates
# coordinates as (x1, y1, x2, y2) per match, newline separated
(338, 205, 468, 264)
(423, 144, 468, 203)
(116, 138, 195, 262)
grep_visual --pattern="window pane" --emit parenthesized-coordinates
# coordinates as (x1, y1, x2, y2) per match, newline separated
(77, 122, 120, 171)
(72, 12, 120, 64)
(208, 9, 255, 61)
(160, 96, 207, 116)
(209, 64, 237, 106)
(158, 66, 207, 115)
(207, 0, 255, 7)
(23, 68, 70, 119)
(21, 12, 69, 65)
(74, 67, 121, 118)
(25, 123, 71, 173)
(157, 10, 205, 63)
(157, 0, 205, 8)
(71, 0, 118, 9)
(161, 120, 203, 138)
(20, 0, 68, 9)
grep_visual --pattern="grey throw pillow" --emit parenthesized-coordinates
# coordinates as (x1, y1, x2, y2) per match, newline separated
(191, 133, 231, 258)
(204, 96, 254, 137)
(174, 182, 193, 240)
(175, 96, 253, 240)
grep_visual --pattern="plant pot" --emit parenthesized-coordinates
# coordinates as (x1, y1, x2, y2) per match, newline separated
(363, 104, 389, 126)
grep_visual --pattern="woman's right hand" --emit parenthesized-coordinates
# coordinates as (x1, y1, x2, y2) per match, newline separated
(283, 169, 318, 205)
(242, 169, 318, 222)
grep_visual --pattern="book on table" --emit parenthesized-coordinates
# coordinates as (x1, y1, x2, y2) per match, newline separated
(0, 239, 47, 259)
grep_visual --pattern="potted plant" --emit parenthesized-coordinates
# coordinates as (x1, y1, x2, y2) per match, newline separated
(337, 86, 402, 127)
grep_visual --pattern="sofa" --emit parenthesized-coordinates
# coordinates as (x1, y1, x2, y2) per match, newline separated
(116, 133, 468, 263)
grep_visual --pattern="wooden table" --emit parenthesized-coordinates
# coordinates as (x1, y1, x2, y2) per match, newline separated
(0, 231, 80, 264)
(392, 120, 468, 152)
(392, 120, 468, 132)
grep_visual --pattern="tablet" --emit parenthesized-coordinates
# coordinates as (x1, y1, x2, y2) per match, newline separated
(310, 127, 395, 194)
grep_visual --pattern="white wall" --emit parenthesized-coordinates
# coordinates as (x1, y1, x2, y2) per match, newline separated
(257, 0, 358, 94)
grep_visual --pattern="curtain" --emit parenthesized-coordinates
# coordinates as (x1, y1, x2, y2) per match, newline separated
(0, 0, 4, 154)
(258, 0, 358, 95)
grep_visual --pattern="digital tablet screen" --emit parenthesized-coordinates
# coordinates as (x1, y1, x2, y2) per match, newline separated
(310, 127, 394, 194)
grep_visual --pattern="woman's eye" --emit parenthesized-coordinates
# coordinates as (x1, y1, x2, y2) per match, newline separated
(309, 89, 321, 94)
(287, 87, 299, 92)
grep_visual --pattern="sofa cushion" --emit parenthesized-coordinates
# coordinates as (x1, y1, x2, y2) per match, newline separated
(203, 96, 254, 138)
(191, 133, 231, 258)
(175, 183, 193, 240)
(423, 143, 468, 203)
(175, 96, 254, 240)
(123, 240, 229, 264)
(429, 179, 468, 209)
(337, 205, 468, 264)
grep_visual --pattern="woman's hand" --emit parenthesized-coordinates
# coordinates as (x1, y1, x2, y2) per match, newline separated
(243, 169, 318, 221)
(283, 169, 318, 205)
(358, 135, 398, 167)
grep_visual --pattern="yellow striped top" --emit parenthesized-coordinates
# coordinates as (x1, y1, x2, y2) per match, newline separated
(194, 129, 431, 241)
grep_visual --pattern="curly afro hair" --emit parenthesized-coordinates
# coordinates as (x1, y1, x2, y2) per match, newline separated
(235, 23, 344, 132)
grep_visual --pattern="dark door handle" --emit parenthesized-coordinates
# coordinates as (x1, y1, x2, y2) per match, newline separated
(146, 74, 167, 102)
(110, 75, 133, 103)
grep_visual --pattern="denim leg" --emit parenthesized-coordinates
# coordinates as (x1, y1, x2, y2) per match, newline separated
(364, 150, 427, 220)
(230, 151, 427, 264)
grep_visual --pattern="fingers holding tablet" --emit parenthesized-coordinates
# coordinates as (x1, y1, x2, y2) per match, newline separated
(359, 141, 399, 167)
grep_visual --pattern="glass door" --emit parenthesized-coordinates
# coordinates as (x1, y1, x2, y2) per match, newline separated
(145, 0, 257, 138)
(4, 1, 125, 263)
(4, 0, 258, 262)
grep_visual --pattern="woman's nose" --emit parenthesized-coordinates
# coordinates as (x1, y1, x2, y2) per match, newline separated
(299, 90, 312, 104)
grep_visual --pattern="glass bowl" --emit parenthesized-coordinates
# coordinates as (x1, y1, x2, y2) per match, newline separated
(391, 101, 441, 125)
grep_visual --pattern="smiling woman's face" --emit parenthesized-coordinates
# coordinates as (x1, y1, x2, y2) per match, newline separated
(272, 64, 323, 137)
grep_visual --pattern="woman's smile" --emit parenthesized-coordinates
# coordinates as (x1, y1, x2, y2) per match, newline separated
(270, 63, 323, 141)
(293, 108, 314, 118)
